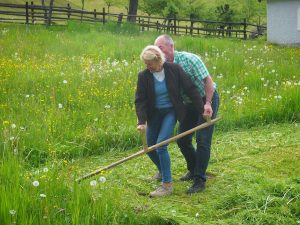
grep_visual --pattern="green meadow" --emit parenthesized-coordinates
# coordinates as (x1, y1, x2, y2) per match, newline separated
(0, 22, 299, 224)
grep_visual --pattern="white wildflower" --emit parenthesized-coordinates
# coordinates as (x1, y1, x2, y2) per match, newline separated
(9, 210, 16, 215)
(58, 103, 63, 109)
(274, 95, 282, 100)
(40, 194, 46, 198)
(104, 105, 111, 109)
(11, 124, 16, 129)
(63, 80, 68, 84)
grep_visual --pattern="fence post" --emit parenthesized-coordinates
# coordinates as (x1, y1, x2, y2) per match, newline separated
(43, 3, 47, 24)
(173, 15, 176, 35)
(46, 0, 54, 27)
(67, 3, 71, 19)
(243, 18, 247, 39)
(141, 19, 144, 31)
(190, 20, 194, 35)
(117, 13, 123, 25)
(102, 7, 105, 24)
(30, 1, 34, 24)
(94, 9, 96, 21)
(25, 2, 29, 24)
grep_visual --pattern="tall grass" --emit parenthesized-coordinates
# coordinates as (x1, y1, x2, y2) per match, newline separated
(0, 22, 299, 164)
(0, 151, 172, 225)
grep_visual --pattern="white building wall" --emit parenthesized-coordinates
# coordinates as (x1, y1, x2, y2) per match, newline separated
(267, 0, 300, 45)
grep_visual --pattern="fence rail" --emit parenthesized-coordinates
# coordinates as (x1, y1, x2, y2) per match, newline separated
(0, 2, 266, 39)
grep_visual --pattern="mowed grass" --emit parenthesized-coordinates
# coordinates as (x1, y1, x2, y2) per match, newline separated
(0, 22, 299, 224)
(74, 123, 300, 225)
(1, 123, 299, 224)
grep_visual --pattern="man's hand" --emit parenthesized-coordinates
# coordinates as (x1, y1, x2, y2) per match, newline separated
(203, 102, 213, 121)
(137, 124, 146, 132)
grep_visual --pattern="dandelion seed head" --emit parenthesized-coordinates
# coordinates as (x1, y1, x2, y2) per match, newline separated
(99, 176, 106, 183)
(32, 180, 39, 187)
(90, 180, 97, 186)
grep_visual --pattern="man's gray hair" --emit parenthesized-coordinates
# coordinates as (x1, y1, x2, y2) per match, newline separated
(155, 34, 174, 46)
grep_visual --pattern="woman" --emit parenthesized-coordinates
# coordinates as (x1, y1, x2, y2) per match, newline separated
(135, 45, 203, 197)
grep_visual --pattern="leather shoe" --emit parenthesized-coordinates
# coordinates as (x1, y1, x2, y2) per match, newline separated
(186, 178, 205, 194)
(179, 171, 194, 181)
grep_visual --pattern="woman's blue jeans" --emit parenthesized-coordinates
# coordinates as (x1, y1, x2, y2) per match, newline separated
(177, 91, 220, 182)
(146, 107, 176, 183)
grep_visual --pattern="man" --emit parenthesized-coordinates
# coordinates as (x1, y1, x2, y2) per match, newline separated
(154, 34, 220, 194)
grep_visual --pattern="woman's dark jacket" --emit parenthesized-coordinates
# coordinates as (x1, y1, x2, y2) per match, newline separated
(135, 62, 204, 125)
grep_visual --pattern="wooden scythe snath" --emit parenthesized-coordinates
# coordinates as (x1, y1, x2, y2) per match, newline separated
(76, 117, 222, 183)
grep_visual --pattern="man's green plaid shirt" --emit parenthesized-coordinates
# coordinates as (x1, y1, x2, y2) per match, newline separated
(174, 51, 216, 98)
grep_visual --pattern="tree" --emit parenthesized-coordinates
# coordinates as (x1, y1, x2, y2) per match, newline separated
(127, 0, 138, 22)
(104, 0, 120, 15)
(162, 1, 181, 19)
(183, 0, 207, 20)
(215, 4, 234, 22)
(139, 0, 167, 16)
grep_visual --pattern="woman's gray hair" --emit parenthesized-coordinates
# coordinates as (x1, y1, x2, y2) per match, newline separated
(140, 45, 166, 63)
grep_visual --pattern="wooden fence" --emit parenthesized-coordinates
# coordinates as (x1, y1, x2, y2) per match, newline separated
(0, 2, 266, 39)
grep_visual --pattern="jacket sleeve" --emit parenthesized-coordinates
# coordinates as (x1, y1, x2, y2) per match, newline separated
(135, 72, 148, 125)
(177, 65, 204, 113)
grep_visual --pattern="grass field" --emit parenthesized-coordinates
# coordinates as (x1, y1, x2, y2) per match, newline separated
(0, 22, 299, 224)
